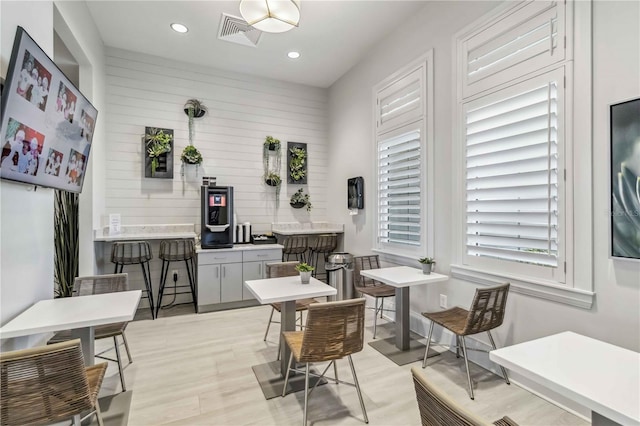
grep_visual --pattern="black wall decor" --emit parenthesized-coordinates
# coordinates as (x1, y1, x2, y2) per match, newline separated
(287, 141, 307, 184)
(144, 126, 174, 179)
(348, 176, 364, 209)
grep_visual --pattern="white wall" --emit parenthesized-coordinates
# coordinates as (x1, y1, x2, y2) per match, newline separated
(103, 47, 329, 233)
(328, 0, 640, 414)
(0, 1, 55, 351)
(53, 1, 107, 276)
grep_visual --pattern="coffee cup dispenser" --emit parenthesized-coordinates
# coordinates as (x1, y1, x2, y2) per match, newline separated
(201, 186, 234, 249)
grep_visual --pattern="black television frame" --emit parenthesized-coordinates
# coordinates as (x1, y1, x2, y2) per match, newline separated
(0, 26, 98, 193)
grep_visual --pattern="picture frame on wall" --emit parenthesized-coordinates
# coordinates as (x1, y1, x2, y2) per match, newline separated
(143, 126, 174, 179)
(610, 97, 640, 260)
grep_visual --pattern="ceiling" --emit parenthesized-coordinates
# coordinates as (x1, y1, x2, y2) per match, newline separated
(85, 1, 427, 88)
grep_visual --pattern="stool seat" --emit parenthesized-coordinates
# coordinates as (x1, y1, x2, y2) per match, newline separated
(156, 239, 197, 317)
(111, 241, 155, 319)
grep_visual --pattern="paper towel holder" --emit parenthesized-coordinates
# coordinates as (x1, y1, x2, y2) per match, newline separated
(348, 177, 364, 209)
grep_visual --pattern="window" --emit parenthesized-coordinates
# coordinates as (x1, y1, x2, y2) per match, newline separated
(374, 53, 433, 258)
(456, 1, 572, 284)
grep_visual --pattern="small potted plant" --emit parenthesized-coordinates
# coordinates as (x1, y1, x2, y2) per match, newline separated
(418, 257, 436, 275)
(181, 145, 203, 165)
(264, 136, 280, 151)
(290, 188, 312, 211)
(265, 172, 281, 187)
(295, 262, 315, 284)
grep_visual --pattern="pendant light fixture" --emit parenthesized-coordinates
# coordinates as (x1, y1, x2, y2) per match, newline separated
(239, 0, 301, 33)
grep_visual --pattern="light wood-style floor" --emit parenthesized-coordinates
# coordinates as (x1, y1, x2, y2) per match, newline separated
(96, 304, 588, 426)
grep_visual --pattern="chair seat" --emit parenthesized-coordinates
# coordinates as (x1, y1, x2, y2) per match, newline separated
(494, 416, 519, 426)
(282, 330, 304, 361)
(48, 322, 127, 344)
(422, 306, 469, 336)
(271, 298, 318, 312)
(356, 284, 396, 298)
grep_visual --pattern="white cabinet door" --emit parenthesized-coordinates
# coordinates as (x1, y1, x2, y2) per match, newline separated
(220, 262, 243, 303)
(197, 264, 221, 305)
(242, 261, 263, 300)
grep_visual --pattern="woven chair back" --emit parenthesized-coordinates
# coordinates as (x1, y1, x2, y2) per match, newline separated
(111, 241, 152, 265)
(462, 283, 510, 336)
(73, 273, 129, 296)
(411, 367, 491, 426)
(159, 239, 196, 261)
(353, 255, 382, 289)
(311, 234, 337, 253)
(283, 236, 308, 255)
(299, 298, 366, 362)
(266, 261, 299, 278)
(0, 339, 93, 425)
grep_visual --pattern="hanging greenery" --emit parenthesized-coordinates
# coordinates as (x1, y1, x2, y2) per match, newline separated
(54, 190, 79, 298)
(289, 146, 307, 182)
(145, 127, 173, 175)
(290, 188, 312, 211)
(181, 145, 203, 165)
(262, 135, 282, 202)
(184, 99, 207, 146)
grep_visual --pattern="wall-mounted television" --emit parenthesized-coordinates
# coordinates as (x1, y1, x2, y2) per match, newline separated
(0, 26, 97, 193)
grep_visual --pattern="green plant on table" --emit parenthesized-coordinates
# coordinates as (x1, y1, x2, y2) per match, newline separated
(295, 262, 315, 272)
(418, 257, 435, 264)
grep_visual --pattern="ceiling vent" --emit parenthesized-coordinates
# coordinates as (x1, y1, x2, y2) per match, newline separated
(218, 13, 262, 48)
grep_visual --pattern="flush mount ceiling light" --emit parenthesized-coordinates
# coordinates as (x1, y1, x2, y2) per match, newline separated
(239, 0, 300, 33)
(287, 51, 300, 59)
(170, 23, 189, 33)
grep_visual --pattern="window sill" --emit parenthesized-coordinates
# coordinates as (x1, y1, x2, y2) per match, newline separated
(450, 264, 595, 309)
(371, 248, 420, 266)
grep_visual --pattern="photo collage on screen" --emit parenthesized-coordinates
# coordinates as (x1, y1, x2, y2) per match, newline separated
(0, 118, 45, 176)
(16, 50, 51, 112)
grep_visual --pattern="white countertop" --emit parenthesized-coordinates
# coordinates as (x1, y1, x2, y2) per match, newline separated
(0, 291, 142, 339)
(271, 222, 344, 235)
(196, 244, 283, 254)
(244, 276, 336, 304)
(360, 266, 449, 288)
(490, 331, 640, 426)
(94, 224, 196, 242)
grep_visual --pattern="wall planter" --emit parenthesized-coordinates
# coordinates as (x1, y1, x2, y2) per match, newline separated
(290, 188, 312, 211)
(287, 141, 307, 184)
(144, 127, 174, 178)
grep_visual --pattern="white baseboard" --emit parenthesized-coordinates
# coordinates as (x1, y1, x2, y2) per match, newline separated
(376, 298, 590, 423)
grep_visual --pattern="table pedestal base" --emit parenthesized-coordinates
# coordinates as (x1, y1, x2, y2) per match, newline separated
(369, 335, 439, 366)
(252, 361, 327, 400)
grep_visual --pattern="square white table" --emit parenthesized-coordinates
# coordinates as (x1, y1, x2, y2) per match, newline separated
(0, 290, 142, 365)
(360, 267, 448, 350)
(490, 331, 640, 426)
(244, 276, 336, 399)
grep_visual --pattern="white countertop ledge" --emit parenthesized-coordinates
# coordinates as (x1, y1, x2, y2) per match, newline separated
(196, 244, 283, 253)
(94, 224, 196, 242)
(271, 222, 344, 235)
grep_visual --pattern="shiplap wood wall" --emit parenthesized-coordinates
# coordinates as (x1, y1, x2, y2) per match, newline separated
(104, 47, 329, 233)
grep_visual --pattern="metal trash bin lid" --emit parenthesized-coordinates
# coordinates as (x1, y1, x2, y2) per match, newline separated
(327, 252, 353, 264)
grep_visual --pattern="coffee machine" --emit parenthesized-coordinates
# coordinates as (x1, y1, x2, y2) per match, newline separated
(201, 186, 234, 249)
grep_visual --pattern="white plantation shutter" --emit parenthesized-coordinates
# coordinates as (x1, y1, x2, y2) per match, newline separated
(376, 68, 423, 135)
(378, 128, 422, 246)
(461, 1, 566, 98)
(465, 75, 562, 268)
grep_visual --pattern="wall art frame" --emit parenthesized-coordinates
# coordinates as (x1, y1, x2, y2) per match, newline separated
(287, 141, 307, 184)
(610, 97, 640, 260)
(143, 126, 174, 179)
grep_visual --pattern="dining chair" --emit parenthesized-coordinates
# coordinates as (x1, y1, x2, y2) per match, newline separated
(353, 254, 395, 339)
(264, 261, 318, 359)
(0, 339, 107, 426)
(421, 283, 511, 399)
(411, 367, 518, 426)
(282, 298, 368, 426)
(48, 273, 132, 392)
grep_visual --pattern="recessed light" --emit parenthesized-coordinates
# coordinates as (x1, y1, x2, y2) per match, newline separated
(171, 23, 189, 33)
(287, 51, 301, 59)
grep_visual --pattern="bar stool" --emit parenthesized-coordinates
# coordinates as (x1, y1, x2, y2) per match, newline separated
(308, 234, 337, 280)
(282, 235, 308, 263)
(111, 241, 155, 319)
(156, 239, 197, 317)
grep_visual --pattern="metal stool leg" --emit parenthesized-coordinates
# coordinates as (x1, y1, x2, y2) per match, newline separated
(460, 336, 474, 400)
(156, 259, 170, 318)
(184, 258, 197, 309)
(140, 260, 155, 319)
